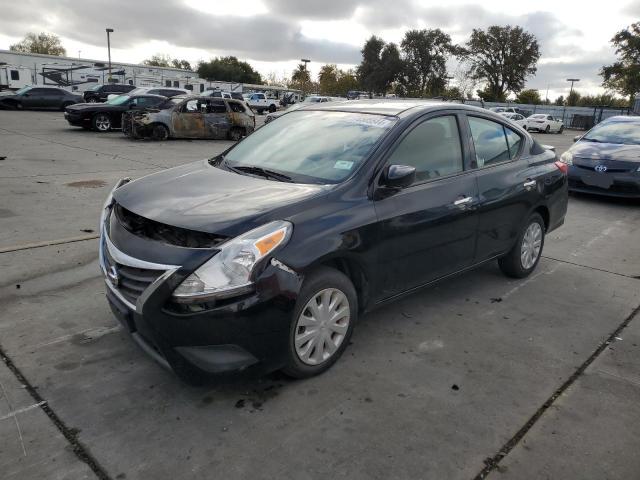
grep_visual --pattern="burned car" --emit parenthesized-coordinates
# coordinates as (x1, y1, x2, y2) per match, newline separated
(122, 95, 255, 141)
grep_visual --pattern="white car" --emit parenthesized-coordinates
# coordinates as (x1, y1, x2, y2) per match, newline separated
(526, 114, 564, 133)
(500, 112, 527, 128)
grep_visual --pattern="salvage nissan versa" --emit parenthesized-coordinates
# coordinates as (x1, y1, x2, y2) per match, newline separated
(100, 100, 568, 384)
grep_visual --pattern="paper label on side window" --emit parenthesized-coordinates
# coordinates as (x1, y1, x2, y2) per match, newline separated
(334, 160, 354, 170)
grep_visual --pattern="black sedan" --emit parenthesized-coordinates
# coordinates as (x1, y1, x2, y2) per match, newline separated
(562, 116, 640, 198)
(0, 86, 81, 110)
(65, 94, 167, 132)
(99, 100, 568, 384)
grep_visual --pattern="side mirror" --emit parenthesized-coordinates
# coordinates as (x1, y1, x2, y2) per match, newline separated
(573, 135, 581, 143)
(381, 164, 416, 189)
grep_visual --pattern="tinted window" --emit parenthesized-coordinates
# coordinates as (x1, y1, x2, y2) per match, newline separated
(386, 115, 464, 182)
(468, 117, 510, 167)
(504, 127, 523, 158)
(229, 102, 245, 113)
(165, 80, 171, 87)
(200, 84, 204, 93)
(10, 70, 19, 80)
(184, 84, 193, 91)
(173, 81, 179, 88)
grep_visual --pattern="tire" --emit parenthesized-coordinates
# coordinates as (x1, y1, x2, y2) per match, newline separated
(545, 125, 550, 133)
(257, 109, 264, 115)
(498, 212, 545, 278)
(151, 123, 169, 141)
(14, 101, 23, 110)
(88, 98, 98, 103)
(282, 266, 357, 379)
(558, 125, 564, 134)
(228, 127, 244, 141)
(92, 113, 112, 132)
(268, 104, 276, 113)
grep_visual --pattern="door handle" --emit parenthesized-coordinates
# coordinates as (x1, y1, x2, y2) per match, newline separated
(523, 179, 537, 189)
(453, 196, 473, 206)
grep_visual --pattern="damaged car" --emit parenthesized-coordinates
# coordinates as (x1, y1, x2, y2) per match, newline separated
(100, 100, 567, 384)
(122, 95, 255, 141)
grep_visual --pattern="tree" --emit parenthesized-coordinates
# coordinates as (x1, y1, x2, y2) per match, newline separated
(143, 54, 172, 67)
(318, 64, 339, 95)
(601, 22, 640, 103)
(452, 62, 479, 100)
(554, 95, 565, 106)
(516, 89, 542, 104)
(567, 90, 581, 106)
(462, 25, 540, 101)
(171, 59, 192, 70)
(399, 29, 458, 97)
(290, 64, 311, 92)
(357, 36, 401, 95)
(197, 56, 262, 84)
(10, 32, 66, 56)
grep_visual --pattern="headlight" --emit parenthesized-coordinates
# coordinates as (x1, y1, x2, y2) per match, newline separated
(172, 220, 292, 303)
(560, 151, 573, 165)
(99, 178, 130, 234)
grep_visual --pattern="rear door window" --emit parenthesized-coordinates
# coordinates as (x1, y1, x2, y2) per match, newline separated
(468, 117, 512, 167)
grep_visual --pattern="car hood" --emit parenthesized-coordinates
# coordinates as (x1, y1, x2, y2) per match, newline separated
(66, 103, 117, 111)
(113, 160, 329, 236)
(571, 141, 640, 163)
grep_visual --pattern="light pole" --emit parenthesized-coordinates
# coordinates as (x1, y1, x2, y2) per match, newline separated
(301, 58, 310, 96)
(566, 78, 580, 104)
(106, 28, 114, 83)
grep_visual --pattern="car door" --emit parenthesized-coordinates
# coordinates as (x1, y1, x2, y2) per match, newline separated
(23, 88, 47, 108)
(466, 114, 542, 262)
(202, 99, 231, 139)
(373, 112, 479, 299)
(171, 99, 204, 138)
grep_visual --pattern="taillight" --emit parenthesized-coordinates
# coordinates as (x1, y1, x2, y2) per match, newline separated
(554, 160, 568, 174)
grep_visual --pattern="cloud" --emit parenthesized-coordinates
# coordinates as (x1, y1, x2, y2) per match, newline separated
(0, 0, 361, 64)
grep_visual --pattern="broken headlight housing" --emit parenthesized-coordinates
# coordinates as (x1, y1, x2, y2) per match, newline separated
(559, 151, 573, 166)
(99, 178, 130, 235)
(172, 220, 292, 303)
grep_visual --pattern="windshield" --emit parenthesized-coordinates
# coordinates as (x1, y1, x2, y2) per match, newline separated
(582, 121, 640, 145)
(15, 86, 33, 95)
(106, 95, 131, 105)
(223, 110, 397, 184)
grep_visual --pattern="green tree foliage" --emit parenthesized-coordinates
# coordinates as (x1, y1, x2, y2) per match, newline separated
(318, 64, 360, 95)
(567, 90, 581, 106)
(601, 22, 640, 103)
(197, 56, 262, 83)
(171, 59, 192, 70)
(462, 26, 540, 101)
(143, 54, 172, 67)
(290, 63, 311, 92)
(554, 95, 565, 106)
(399, 29, 457, 97)
(516, 89, 542, 104)
(357, 36, 402, 95)
(10, 32, 66, 56)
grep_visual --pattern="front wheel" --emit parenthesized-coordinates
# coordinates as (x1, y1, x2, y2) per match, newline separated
(228, 127, 244, 142)
(545, 125, 550, 133)
(151, 123, 169, 141)
(92, 113, 112, 132)
(498, 213, 545, 278)
(282, 267, 357, 379)
(558, 125, 564, 134)
(268, 104, 276, 113)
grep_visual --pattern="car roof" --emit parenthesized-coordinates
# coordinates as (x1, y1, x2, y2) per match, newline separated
(302, 99, 493, 118)
(601, 115, 640, 123)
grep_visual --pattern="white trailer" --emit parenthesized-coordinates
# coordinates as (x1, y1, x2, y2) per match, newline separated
(0, 65, 32, 90)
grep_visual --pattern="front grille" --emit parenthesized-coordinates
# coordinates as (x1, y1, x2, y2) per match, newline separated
(104, 247, 165, 306)
(569, 178, 640, 195)
(115, 204, 227, 248)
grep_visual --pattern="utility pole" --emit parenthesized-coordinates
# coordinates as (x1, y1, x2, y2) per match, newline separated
(566, 78, 580, 103)
(106, 28, 114, 83)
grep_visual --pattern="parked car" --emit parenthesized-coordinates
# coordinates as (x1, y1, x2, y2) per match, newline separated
(264, 98, 346, 124)
(244, 92, 278, 114)
(65, 94, 167, 132)
(84, 83, 136, 103)
(201, 90, 244, 101)
(561, 116, 640, 198)
(107, 87, 189, 102)
(122, 95, 255, 141)
(500, 112, 527, 128)
(99, 100, 568, 384)
(0, 86, 81, 110)
(526, 114, 564, 133)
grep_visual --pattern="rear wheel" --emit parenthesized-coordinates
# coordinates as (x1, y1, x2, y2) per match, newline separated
(545, 125, 550, 133)
(558, 125, 564, 134)
(14, 101, 23, 110)
(92, 113, 112, 132)
(268, 104, 276, 113)
(151, 124, 169, 141)
(283, 267, 357, 379)
(498, 213, 545, 278)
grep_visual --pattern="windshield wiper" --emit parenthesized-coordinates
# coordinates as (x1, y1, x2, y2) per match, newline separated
(230, 165, 294, 182)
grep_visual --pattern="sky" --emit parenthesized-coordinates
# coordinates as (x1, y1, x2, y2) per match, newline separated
(0, 0, 637, 99)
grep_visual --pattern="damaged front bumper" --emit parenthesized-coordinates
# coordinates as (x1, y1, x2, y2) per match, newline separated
(99, 197, 303, 379)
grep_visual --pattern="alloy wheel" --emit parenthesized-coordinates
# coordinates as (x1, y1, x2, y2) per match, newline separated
(95, 114, 111, 131)
(294, 288, 350, 366)
(520, 222, 542, 269)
